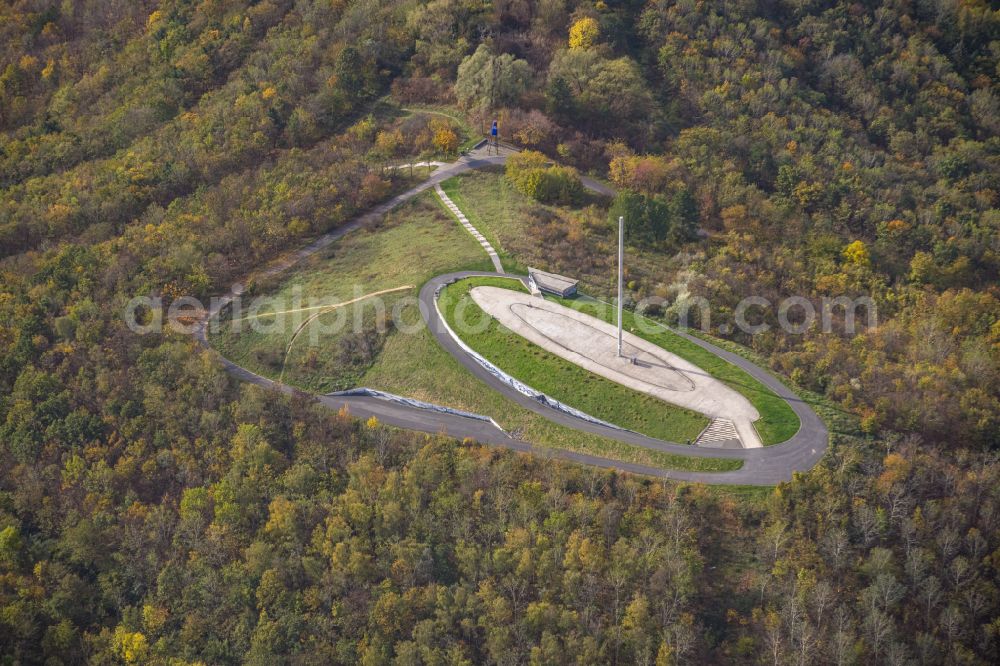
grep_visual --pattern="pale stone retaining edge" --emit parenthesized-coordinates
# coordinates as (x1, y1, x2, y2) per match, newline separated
(329, 387, 507, 434)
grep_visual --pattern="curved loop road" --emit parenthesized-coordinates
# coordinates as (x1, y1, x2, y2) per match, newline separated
(195, 146, 827, 485)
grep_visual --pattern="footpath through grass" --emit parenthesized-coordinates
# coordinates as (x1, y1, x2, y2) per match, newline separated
(209, 192, 492, 393)
(398, 104, 482, 152)
(437, 277, 710, 444)
(439, 171, 524, 268)
(548, 295, 801, 445)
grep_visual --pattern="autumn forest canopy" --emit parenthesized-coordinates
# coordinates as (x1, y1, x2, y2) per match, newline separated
(0, 0, 998, 663)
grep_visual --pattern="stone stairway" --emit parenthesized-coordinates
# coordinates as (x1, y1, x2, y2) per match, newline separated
(434, 184, 504, 273)
(695, 418, 743, 449)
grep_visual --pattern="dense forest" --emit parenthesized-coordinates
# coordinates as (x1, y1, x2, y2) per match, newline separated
(0, 0, 998, 663)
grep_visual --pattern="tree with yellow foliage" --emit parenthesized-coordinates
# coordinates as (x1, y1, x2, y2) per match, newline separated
(569, 17, 599, 49)
(432, 126, 459, 155)
(112, 627, 148, 664)
(843, 240, 871, 267)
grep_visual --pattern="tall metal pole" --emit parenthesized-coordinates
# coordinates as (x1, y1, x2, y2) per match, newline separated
(618, 215, 623, 357)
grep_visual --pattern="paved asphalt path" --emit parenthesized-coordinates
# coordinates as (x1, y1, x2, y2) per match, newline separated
(194, 148, 828, 485)
(419, 272, 828, 485)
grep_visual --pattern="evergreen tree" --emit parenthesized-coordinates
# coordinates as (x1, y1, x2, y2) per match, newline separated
(545, 75, 575, 121)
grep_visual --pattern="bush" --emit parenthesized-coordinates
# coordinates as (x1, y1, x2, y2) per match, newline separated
(505, 149, 549, 177)
(500, 108, 558, 149)
(505, 150, 583, 205)
(532, 166, 583, 205)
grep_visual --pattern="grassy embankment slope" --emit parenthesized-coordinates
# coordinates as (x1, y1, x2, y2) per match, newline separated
(437, 276, 710, 444)
(210, 192, 493, 393)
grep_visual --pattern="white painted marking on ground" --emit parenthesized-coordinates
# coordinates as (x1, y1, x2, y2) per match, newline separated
(278, 285, 414, 381)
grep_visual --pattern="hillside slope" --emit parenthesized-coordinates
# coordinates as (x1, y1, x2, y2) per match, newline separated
(0, 1, 997, 663)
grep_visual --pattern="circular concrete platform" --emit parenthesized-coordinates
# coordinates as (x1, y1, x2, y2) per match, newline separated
(469, 285, 764, 448)
(508, 302, 696, 392)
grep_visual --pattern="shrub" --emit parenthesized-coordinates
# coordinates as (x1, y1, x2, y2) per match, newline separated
(506, 149, 549, 176)
(532, 166, 583, 205)
(390, 77, 455, 104)
(505, 150, 583, 205)
(500, 108, 558, 148)
(433, 127, 459, 155)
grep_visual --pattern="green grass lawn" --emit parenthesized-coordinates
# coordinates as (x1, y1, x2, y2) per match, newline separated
(209, 192, 493, 392)
(362, 290, 740, 473)
(437, 276, 711, 444)
(439, 169, 527, 268)
(548, 295, 801, 445)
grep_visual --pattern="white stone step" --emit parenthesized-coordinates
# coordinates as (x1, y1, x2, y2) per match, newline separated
(695, 418, 742, 448)
(434, 183, 505, 274)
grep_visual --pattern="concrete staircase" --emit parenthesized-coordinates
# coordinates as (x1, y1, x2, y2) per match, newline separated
(695, 418, 743, 449)
(434, 184, 504, 273)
